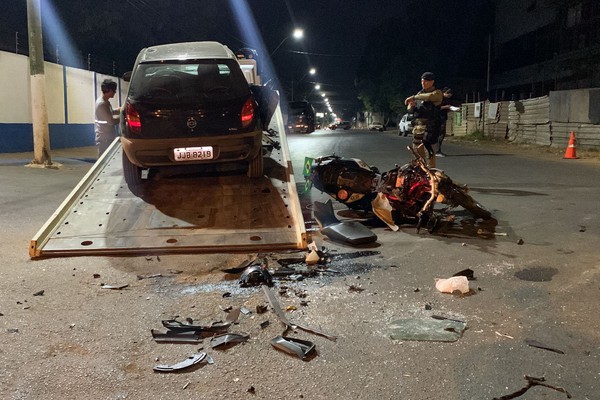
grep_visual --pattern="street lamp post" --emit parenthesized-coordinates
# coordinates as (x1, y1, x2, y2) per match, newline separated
(271, 28, 304, 56)
(292, 68, 317, 101)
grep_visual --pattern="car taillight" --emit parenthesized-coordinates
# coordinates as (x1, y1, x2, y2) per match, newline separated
(241, 98, 254, 128)
(126, 103, 142, 134)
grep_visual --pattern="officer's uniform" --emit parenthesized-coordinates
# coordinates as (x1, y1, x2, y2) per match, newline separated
(407, 73, 443, 167)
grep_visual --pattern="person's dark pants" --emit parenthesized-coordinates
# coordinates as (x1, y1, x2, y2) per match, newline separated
(437, 122, 447, 153)
(96, 138, 114, 158)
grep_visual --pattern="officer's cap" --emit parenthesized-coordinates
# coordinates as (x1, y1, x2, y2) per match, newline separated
(421, 72, 435, 81)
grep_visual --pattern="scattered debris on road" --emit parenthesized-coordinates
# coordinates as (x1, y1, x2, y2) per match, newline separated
(435, 276, 470, 294)
(493, 375, 571, 399)
(153, 352, 207, 373)
(525, 338, 565, 354)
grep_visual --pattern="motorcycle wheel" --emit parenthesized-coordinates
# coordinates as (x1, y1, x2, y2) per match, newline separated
(444, 184, 492, 220)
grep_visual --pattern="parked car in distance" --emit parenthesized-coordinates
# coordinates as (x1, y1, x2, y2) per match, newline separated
(369, 121, 385, 132)
(120, 41, 265, 187)
(398, 113, 413, 136)
(336, 121, 351, 130)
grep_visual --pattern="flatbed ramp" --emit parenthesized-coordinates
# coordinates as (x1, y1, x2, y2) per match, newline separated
(30, 109, 307, 258)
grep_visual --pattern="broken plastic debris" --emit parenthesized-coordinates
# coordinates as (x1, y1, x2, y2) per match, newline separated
(371, 193, 400, 231)
(387, 317, 467, 342)
(100, 284, 129, 290)
(306, 249, 320, 265)
(271, 335, 316, 360)
(435, 276, 469, 294)
(210, 333, 249, 349)
(153, 352, 207, 373)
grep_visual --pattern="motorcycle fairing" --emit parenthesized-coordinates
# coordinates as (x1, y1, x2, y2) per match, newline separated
(371, 193, 400, 231)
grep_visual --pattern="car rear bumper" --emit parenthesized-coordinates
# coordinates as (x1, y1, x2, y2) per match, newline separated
(121, 131, 262, 168)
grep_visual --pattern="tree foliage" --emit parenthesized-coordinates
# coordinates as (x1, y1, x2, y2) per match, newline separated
(355, 0, 493, 117)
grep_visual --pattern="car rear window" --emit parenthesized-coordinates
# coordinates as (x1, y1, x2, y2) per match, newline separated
(129, 60, 249, 104)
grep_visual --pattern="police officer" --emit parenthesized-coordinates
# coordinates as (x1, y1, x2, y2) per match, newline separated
(404, 72, 443, 167)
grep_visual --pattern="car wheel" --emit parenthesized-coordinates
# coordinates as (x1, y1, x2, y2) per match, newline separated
(122, 151, 144, 187)
(247, 150, 264, 178)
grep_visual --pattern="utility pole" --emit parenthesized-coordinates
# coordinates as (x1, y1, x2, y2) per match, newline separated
(27, 0, 52, 166)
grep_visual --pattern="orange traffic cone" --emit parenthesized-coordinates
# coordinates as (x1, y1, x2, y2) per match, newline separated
(563, 131, 578, 159)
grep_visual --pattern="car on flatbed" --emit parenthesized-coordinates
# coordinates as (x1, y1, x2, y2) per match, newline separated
(120, 41, 264, 186)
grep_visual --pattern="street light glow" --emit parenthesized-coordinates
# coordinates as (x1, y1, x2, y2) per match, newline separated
(309, 68, 316, 75)
(315, 84, 321, 90)
(293, 28, 304, 40)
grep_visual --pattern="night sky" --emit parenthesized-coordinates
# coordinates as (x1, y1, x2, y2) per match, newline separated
(0, 0, 490, 117)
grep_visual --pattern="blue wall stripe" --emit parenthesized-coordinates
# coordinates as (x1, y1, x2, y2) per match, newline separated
(63, 65, 68, 123)
(0, 123, 95, 153)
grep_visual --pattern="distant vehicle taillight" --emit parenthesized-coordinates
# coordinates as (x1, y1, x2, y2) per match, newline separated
(126, 103, 142, 133)
(241, 98, 254, 128)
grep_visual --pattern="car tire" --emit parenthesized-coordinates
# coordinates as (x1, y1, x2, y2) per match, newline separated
(247, 150, 264, 178)
(122, 151, 144, 187)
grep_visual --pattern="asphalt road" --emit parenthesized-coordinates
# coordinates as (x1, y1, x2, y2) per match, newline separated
(0, 132, 599, 399)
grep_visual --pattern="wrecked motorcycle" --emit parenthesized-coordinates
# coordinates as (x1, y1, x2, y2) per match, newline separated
(307, 146, 493, 231)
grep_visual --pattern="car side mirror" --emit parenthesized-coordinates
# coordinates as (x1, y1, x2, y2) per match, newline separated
(122, 71, 132, 82)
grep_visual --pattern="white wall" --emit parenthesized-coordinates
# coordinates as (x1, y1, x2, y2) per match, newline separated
(0, 50, 125, 125)
(0, 52, 30, 123)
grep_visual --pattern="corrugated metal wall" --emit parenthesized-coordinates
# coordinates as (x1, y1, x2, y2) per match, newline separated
(448, 93, 600, 149)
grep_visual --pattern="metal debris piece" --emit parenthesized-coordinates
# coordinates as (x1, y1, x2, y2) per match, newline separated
(151, 329, 203, 344)
(299, 301, 309, 307)
(493, 375, 571, 399)
(579, 225, 586, 232)
(517, 238, 524, 245)
(220, 305, 233, 312)
(153, 352, 207, 373)
(525, 338, 565, 354)
(247, 386, 256, 394)
(7, 328, 19, 333)
(33, 290, 45, 296)
(285, 305, 297, 311)
(262, 286, 337, 341)
(93, 273, 101, 278)
(100, 284, 128, 290)
(210, 333, 249, 349)
(271, 335, 316, 360)
(260, 321, 270, 329)
(222, 292, 232, 298)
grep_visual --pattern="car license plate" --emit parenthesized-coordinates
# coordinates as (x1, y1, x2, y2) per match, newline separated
(173, 146, 214, 161)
